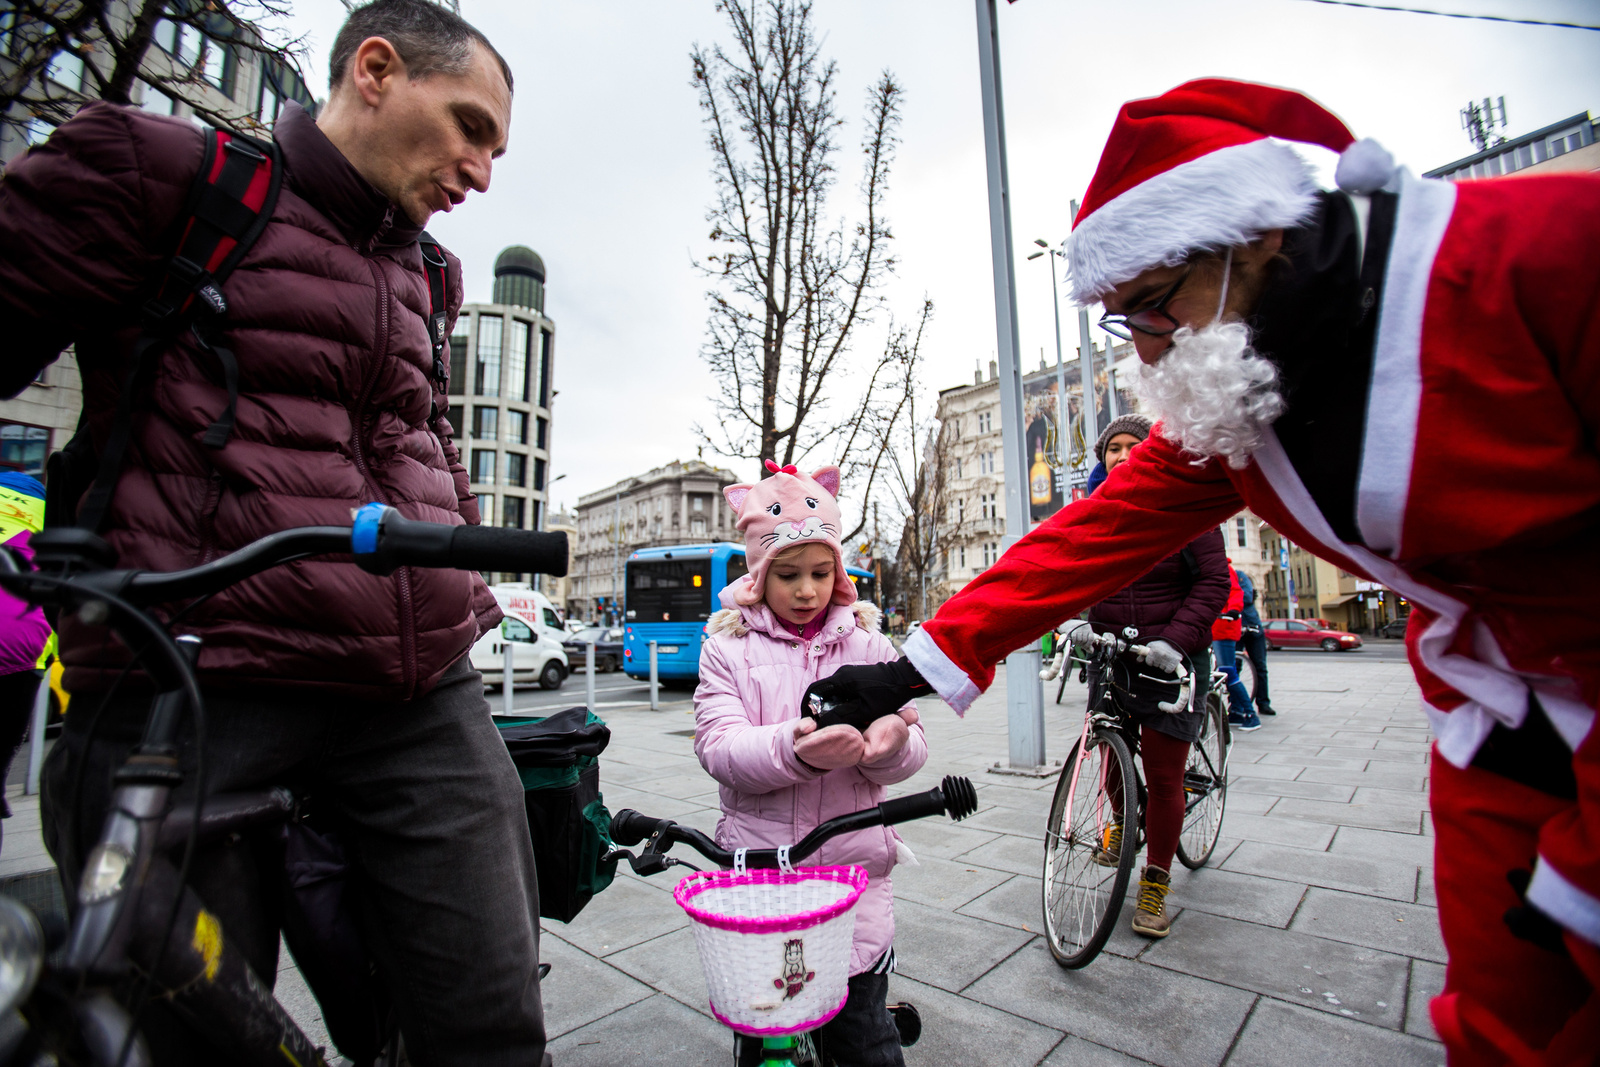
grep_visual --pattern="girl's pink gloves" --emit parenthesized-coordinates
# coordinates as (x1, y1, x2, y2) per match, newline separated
(793, 708, 919, 770)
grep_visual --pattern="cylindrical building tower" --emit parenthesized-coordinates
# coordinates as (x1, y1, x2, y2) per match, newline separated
(492, 245, 546, 313)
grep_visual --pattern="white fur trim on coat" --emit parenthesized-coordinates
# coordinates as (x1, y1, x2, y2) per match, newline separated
(1068, 139, 1321, 305)
(706, 599, 884, 641)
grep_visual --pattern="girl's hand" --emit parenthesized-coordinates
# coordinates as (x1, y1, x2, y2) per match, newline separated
(861, 708, 919, 765)
(793, 721, 867, 770)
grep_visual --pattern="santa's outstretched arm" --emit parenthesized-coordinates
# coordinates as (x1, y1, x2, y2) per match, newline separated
(905, 429, 1244, 712)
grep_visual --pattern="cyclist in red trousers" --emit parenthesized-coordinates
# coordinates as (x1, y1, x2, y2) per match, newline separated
(804, 78, 1600, 1066)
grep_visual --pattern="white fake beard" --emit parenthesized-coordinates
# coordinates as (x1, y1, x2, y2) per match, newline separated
(1135, 320, 1286, 469)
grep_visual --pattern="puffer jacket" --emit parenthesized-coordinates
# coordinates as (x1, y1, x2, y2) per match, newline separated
(1211, 566, 1245, 642)
(694, 580, 927, 975)
(1087, 525, 1230, 654)
(0, 102, 498, 699)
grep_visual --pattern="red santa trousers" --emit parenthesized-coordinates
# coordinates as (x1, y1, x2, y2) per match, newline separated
(1429, 750, 1600, 1066)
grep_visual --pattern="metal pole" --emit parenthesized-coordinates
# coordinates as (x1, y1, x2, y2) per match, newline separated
(648, 640, 659, 710)
(610, 489, 620, 626)
(1069, 199, 1099, 473)
(1104, 338, 1121, 423)
(585, 637, 596, 715)
(502, 638, 515, 716)
(23, 670, 50, 795)
(974, 0, 1044, 769)
(1047, 249, 1069, 470)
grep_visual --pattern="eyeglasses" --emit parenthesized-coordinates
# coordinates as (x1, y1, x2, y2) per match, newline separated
(1098, 267, 1191, 340)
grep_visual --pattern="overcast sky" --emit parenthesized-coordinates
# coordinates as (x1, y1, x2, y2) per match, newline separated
(283, 0, 1600, 516)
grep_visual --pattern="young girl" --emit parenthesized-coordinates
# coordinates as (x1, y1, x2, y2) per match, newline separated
(695, 461, 927, 1067)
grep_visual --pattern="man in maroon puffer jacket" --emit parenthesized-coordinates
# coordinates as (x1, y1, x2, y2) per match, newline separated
(0, 2, 549, 1062)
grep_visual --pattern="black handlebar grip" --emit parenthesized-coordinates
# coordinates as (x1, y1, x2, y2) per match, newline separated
(610, 809, 661, 847)
(940, 775, 978, 821)
(448, 526, 569, 577)
(877, 788, 948, 826)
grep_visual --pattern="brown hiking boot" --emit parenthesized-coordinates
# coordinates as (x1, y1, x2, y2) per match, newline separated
(1131, 865, 1173, 938)
(1093, 820, 1124, 867)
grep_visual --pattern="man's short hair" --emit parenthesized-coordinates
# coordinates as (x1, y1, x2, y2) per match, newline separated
(329, 0, 513, 94)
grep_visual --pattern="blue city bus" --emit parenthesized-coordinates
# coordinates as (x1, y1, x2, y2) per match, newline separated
(621, 542, 877, 681)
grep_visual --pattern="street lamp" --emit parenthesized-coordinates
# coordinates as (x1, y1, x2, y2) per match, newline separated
(1026, 239, 1072, 473)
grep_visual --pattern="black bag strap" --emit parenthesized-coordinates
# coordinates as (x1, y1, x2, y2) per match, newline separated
(1179, 546, 1200, 587)
(418, 232, 450, 393)
(76, 127, 283, 533)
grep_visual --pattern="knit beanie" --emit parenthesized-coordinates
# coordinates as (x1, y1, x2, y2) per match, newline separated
(722, 461, 857, 609)
(1094, 413, 1154, 465)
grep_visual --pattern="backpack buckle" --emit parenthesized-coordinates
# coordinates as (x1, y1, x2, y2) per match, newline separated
(223, 137, 266, 163)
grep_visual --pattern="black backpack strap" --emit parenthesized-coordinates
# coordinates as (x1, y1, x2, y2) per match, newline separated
(1180, 546, 1200, 587)
(418, 232, 450, 392)
(76, 127, 282, 533)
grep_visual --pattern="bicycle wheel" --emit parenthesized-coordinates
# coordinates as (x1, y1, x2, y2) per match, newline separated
(1176, 688, 1229, 869)
(1042, 728, 1138, 968)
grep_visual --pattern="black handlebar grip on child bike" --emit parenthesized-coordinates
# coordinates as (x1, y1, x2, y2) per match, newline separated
(352, 504, 568, 577)
(609, 809, 664, 848)
(878, 776, 978, 825)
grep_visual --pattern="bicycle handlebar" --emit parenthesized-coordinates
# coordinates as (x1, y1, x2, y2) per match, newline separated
(610, 775, 978, 873)
(1, 505, 569, 611)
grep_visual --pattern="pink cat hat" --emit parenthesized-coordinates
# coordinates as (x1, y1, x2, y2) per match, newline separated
(723, 460, 857, 609)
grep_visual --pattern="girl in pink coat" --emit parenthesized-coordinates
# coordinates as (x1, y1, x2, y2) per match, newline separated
(695, 461, 927, 1067)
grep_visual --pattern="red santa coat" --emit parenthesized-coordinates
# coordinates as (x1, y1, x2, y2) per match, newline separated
(905, 167, 1600, 944)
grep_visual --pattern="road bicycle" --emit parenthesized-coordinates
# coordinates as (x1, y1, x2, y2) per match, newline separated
(606, 775, 979, 1067)
(0, 507, 568, 1066)
(1040, 628, 1229, 968)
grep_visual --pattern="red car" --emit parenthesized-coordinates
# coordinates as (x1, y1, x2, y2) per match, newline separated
(1263, 618, 1363, 652)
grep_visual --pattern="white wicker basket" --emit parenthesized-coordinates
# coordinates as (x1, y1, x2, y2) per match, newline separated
(673, 864, 868, 1036)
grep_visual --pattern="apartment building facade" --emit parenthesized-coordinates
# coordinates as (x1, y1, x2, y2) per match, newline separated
(570, 460, 741, 623)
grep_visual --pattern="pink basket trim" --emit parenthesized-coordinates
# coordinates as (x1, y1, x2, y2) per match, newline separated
(710, 990, 849, 1037)
(673, 864, 869, 935)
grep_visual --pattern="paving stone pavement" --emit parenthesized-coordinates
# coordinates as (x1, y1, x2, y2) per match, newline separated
(0, 648, 1448, 1065)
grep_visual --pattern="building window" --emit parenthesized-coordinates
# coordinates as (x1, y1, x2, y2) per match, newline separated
(692, 496, 704, 513)
(473, 406, 498, 440)
(138, 80, 175, 116)
(535, 416, 548, 449)
(537, 329, 553, 407)
(502, 496, 525, 529)
(958, 545, 966, 569)
(445, 405, 464, 437)
(978, 412, 992, 434)
(534, 457, 546, 491)
(449, 333, 468, 391)
(979, 452, 995, 474)
(1235, 517, 1247, 547)
(981, 541, 998, 568)
(0, 422, 50, 476)
(505, 409, 527, 444)
(479, 494, 494, 525)
(472, 450, 496, 484)
(506, 453, 527, 487)
(46, 48, 85, 91)
(980, 493, 997, 520)
(953, 458, 963, 479)
(692, 517, 707, 536)
(23, 117, 54, 146)
(506, 319, 531, 402)
(476, 315, 502, 397)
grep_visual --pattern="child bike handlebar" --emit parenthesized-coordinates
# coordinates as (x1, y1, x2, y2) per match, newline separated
(608, 775, 978, 876)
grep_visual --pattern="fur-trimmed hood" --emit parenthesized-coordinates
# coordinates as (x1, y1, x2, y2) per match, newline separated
(707, 597, 882, 640)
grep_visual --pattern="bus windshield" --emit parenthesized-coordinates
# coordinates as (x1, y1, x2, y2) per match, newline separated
(850, 573, 875, 604)
(627, 558, 713, 622)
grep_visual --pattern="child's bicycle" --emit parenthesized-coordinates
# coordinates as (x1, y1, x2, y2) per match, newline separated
(605, 775, 979, 1066)
(1039, 627, 1230, 968)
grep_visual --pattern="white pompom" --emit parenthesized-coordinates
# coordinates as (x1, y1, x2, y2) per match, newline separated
(1335, 138, 1397, 194)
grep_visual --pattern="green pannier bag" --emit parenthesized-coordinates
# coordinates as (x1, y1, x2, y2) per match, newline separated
(496, 707, 619, 923)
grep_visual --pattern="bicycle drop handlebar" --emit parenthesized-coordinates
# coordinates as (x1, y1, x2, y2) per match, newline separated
(608, 775, 978, 876)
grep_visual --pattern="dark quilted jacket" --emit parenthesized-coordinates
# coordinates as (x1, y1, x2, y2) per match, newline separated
(0, 102, 499, 699)
(1087, 524, 1230, 655)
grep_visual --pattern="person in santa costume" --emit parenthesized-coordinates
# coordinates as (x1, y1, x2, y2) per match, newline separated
(801, 78, 1600, 1065)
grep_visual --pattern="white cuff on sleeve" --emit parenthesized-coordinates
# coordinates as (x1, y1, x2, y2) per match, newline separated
(1527, 857, 1600, 947)
(903, 628, 982, 716)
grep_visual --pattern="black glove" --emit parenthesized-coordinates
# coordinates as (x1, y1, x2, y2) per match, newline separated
(1504, 867, 1568, 957)
(801, 659, 932, 731)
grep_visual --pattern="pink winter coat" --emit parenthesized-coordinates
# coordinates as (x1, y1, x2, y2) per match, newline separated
(694, 580, 928, 975)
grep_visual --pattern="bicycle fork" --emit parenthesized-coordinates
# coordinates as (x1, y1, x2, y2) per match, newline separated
(61, 636, 328, 1067)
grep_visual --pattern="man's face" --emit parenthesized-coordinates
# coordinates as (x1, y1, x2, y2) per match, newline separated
(350, 39, 511, 225)
(1100, 231, 1284, 366)
(1102, 433, 1142, 473)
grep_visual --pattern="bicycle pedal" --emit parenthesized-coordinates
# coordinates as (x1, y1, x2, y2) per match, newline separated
(888, 1002, 921, 1047)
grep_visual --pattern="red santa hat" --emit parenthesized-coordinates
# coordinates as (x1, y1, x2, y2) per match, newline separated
(1067, 78, 1396, 304)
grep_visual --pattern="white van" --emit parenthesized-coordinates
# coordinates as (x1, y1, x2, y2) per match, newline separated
(470, 584, 570, 691)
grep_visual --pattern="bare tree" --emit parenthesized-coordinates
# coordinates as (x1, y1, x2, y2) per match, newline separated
(691, 0, 922, 529)
(0, 0, 307, 145)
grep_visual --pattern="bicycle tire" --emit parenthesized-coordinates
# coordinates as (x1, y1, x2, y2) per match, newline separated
(1176, 688, 1229, 869)
(1042, 728, 1138, 968)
